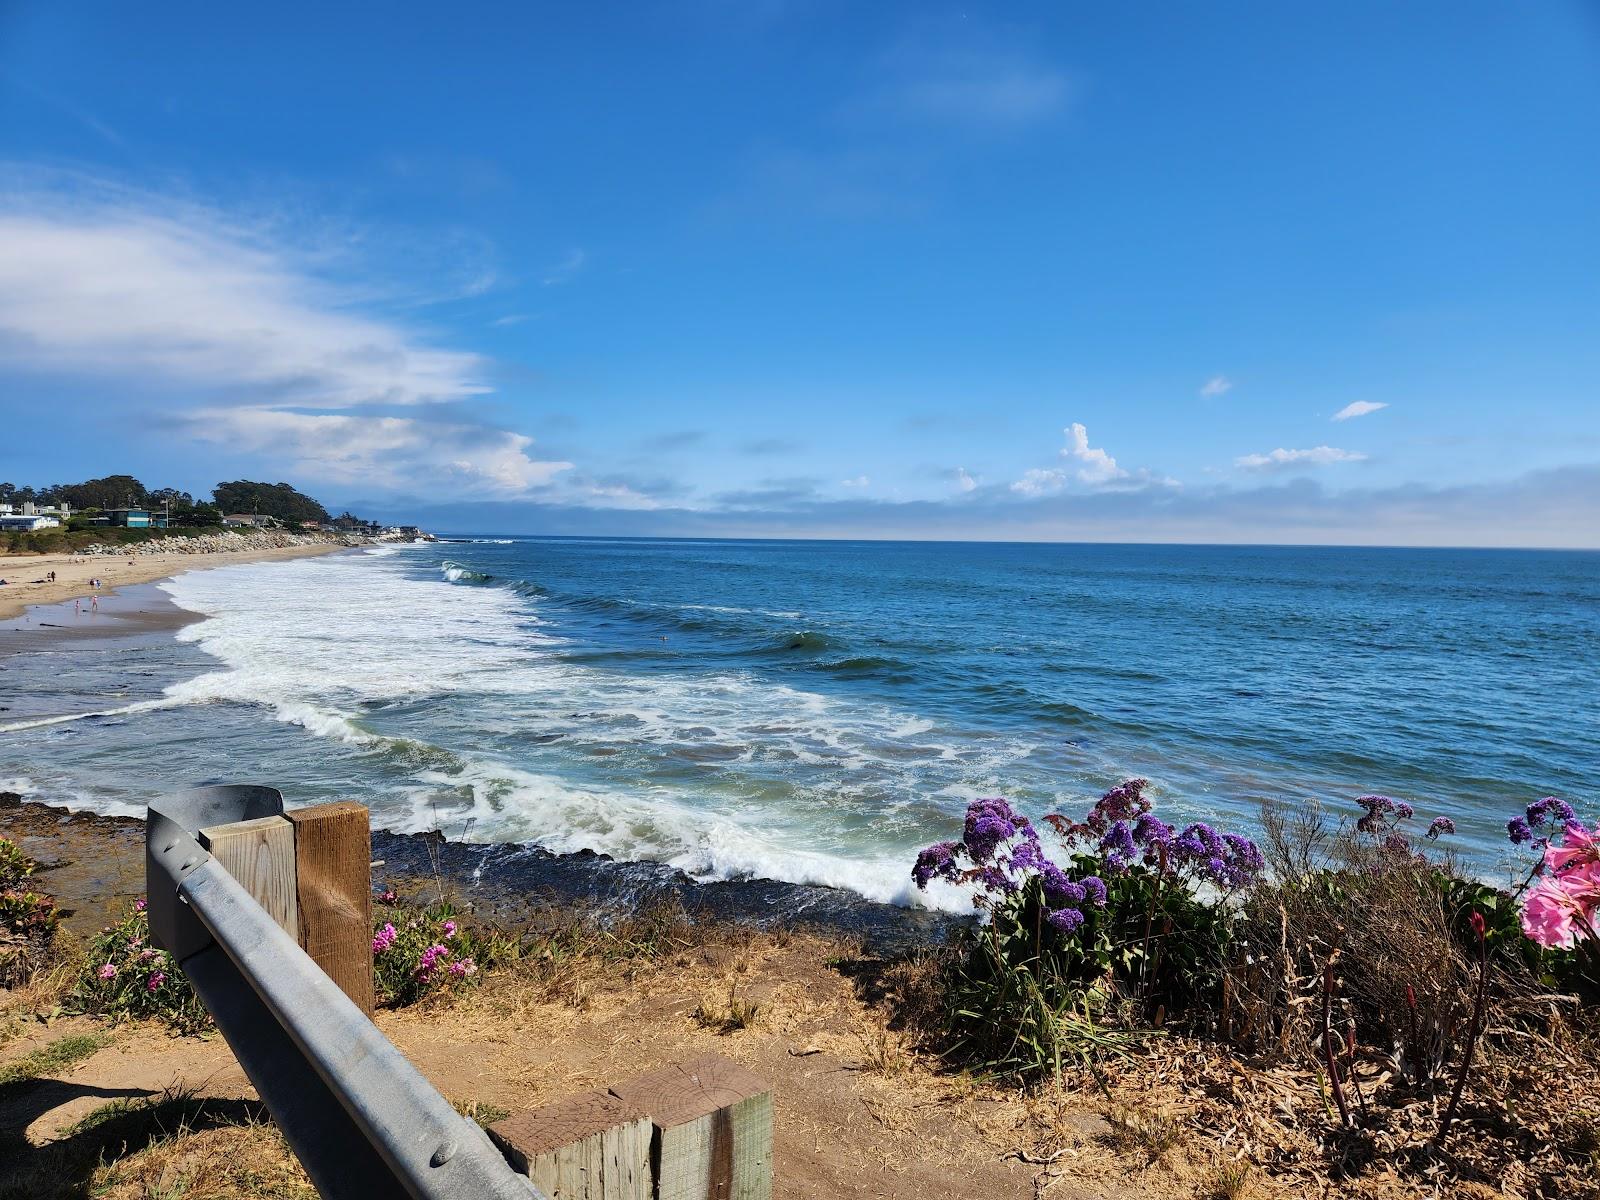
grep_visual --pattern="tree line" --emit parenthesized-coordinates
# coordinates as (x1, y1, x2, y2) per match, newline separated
(0, 476, 338, 526)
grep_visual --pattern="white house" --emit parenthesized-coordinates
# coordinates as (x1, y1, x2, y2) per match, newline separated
(0, 514, 60, 531)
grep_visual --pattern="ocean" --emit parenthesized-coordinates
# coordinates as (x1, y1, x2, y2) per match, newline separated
(2, 538, 1596, 910)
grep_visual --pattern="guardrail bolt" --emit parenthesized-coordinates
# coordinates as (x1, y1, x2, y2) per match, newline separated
(430, 1140, 458, 1167)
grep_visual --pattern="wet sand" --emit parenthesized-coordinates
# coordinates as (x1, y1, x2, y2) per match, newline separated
(0, 542, 344, 622)
(0, 581, 202, 659)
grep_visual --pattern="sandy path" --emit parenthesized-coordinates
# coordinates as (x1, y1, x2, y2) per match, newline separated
(0, 544, 345, 621)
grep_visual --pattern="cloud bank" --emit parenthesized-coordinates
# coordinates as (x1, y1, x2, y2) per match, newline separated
(0, 170, 569, 498)
(1236, 446, 1367, 471)
(382, 464, 1600, 550)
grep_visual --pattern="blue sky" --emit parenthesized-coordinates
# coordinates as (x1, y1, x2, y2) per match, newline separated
(1, 1, 1597, 544)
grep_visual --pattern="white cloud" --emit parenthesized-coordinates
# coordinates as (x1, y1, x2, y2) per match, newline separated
(542, 248, 586, 286)
(870, 24, 1072, 130)
(0, 187, 487, 410)
(1011, 425, 1177, 495)
(575, 480, 662, 510)
(0, 171, 577, 499)
(1332, 400, 1389, 422)
(1061, 422, 1127, 485)
(1200, 376, 1232, 398)
(1235, 446, 1368, 471)
(1010, 468, 1067, 497)
(954, 466, 977, 493)
(184, 408, 572, 497)
(840, 475, 870, 488)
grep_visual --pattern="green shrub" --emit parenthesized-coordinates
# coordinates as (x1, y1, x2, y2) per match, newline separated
(911, 783, 1260, 1079)
(936, 876, 1154, 1080)
(0, 838, 33, 890)
(0, 836, 59, 986)
(69, 901, 211, 1034)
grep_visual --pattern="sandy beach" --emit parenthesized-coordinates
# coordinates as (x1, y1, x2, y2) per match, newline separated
(0, 542, 347, 622)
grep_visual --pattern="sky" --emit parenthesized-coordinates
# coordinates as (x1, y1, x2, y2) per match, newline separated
(0, 1, 1597, 545)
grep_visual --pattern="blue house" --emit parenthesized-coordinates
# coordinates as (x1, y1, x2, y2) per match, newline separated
(102, 508, 168, 529)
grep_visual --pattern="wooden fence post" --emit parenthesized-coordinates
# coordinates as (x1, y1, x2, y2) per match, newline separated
(489, 1090, 653, 1200)
(608, 1053, 772, 1200)
(199, 815, 299, 938)
(286, 801, 376, 1015)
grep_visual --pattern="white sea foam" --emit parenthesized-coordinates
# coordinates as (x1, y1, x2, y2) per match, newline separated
(0, 697, 187, 734)
(0, 773, 146, 819)
(23, 547, 1013, 912)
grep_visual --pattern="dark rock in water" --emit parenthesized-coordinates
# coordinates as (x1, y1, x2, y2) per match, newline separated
(370, 827, 953, 954)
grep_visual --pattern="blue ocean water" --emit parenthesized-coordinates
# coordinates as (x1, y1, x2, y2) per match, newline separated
(2, 539, 1596, 907)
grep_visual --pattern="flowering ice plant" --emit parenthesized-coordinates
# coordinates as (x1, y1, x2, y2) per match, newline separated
(71, 898, 209, 1032)
(369, 887, 494, 1006)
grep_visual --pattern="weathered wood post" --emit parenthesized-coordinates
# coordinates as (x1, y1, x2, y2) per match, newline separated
(608, 1053, 773, 1200)
(489, 1091, 654, 1199)
(199, 815, 299, 937)
(287, 801, 376, 1014)
(201, 801, 375, 1013)
(492, 1054, 773, 1200)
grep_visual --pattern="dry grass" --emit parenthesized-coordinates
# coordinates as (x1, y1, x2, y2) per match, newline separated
(0, 935, 81, 1050)
(854, 1023, 914, 1076)
(1, 1086, 302, 1200)
(1105, 1102, 1185, 1163)
(92, 1117, 316, 1200)
(694, 975, 763, 1033)
(1198, 1161, 1253, 1200)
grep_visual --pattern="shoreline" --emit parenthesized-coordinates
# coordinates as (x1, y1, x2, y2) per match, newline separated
(0, 533, 365, 622)
(0, 791, 950, 951)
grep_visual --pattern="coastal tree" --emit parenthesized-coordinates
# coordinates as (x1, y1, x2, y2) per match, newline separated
(58, 475, 150, 511)
(211, 480, 331, 524)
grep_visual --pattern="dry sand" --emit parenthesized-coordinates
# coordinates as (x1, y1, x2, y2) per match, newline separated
(0, 543, 344, 622)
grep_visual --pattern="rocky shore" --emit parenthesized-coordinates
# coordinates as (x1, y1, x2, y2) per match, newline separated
(75, 530, 377, 557)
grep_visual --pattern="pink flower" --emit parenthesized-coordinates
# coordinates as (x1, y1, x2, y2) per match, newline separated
(97, 963, 117, 980)
(414, 943, 450, 980)
(448, 957, 477, 979)
(138, 949, 156, 962)
(128, 937, 143, 949)
(134, 898, 147, 912)
(378, 888, 398, 904)
(1522, 862, 1600, 949)
(146, 972, 166, 991)
(371, 923, 398, 954)
(441, 920, 457, 939)
(1547, 822, 1599, 875)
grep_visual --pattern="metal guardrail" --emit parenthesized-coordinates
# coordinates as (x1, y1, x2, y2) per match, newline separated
(146, 785, 542, 1200)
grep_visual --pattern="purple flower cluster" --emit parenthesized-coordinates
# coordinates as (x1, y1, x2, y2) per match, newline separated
(1426, 816, 1456, 840)
(1050, 781, 1264, 890)
(1508, 796, 1577, 847)
(910, 796, 1106, 933)
(1355, 795, 1416, 833)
